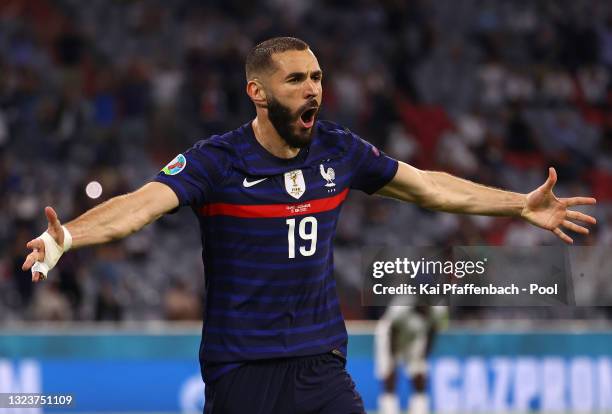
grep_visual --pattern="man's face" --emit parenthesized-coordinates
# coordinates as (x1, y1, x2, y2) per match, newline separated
(263, 49, 323, 149)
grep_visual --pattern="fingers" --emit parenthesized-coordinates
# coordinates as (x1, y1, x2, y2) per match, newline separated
(563, 197, 597, 207)
(45, 206, 62, 232)
(544, 167, 557, 191)
(23, 238, 46, 283)
(566, 210, 597, 225)
(22, 248, 44, 271)
(24, 239, 45, 271)
(24, 207, 62, 283)
(553, 227, 573, 244)
(32, 271, 43, 283)
(562, 220, 589, 235)
(26, 238, 45, 251)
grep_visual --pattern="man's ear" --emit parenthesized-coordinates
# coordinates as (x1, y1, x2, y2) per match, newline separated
(246, 79, 267, 108)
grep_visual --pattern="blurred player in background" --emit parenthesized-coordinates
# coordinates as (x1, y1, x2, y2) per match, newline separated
(21, 36, 596, 414)
(375, 305, 448, 414)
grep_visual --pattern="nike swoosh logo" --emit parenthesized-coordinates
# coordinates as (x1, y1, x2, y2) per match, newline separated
(243, 177, 268, 187)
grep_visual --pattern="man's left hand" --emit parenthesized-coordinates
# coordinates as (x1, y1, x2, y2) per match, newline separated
(521, 167, 597, 244)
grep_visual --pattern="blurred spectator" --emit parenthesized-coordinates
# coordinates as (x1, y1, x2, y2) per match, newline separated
(505, 104, 539, 153)
(541, 68, 574, 103)
(94, 279, 123, 322)
(600, 16, 612, 68)
(163, 280, 201, 321)
(577, 65, 610, 104)
(30, 279, 73, 321)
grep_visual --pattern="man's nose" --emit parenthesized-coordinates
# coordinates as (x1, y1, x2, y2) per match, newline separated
(303, 79, 318, 99)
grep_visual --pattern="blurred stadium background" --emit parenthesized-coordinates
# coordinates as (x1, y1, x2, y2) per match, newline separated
(1, 0, 611, 412)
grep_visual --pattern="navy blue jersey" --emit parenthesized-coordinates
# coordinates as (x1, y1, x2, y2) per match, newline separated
(153, 120, 398, 383)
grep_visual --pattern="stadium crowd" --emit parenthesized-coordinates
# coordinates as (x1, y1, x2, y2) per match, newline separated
(1, 0, 611, 322)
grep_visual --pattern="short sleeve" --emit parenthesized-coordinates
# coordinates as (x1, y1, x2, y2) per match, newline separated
(349, 133, 398, 194)
(153, 141, 228, 207)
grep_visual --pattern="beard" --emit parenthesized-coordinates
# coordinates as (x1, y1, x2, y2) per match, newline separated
(266, 95, 319, 149)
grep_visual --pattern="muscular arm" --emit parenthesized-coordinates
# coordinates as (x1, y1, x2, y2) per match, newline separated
(377, 161, 526, 216)
(377, 162, 596, 243)
(65, 182, 179, 248)
(22, 182, 179, 280)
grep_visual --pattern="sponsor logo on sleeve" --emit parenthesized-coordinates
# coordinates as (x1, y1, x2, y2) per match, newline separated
(162, 154, 187, 175)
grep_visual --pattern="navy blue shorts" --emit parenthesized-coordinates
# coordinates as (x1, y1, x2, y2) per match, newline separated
(203, 352, 365, 414)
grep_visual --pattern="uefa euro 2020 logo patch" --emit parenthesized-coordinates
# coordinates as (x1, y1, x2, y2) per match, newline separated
(162, 154, 187, 175)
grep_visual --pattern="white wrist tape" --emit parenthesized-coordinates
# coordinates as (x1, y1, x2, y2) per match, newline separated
(31, 226, 72, 279)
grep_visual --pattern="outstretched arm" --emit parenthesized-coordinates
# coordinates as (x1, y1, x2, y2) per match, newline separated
(377, 162, 596, 244)
(22, 182, 179, 282)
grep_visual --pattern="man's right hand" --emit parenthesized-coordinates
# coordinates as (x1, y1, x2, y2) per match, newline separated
(21, 182, 180, 283)
(22, 206, 65, 283)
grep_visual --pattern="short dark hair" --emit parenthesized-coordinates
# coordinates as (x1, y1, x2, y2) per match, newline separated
(245, 37, 309, 80)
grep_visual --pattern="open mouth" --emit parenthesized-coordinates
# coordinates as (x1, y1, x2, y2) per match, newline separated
(298, 107, 318, 129)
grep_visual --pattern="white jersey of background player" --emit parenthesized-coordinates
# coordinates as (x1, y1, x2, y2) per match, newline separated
(375, 302, 448, 414)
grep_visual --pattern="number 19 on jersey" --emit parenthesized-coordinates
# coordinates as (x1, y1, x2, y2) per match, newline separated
(286, 217, 318, 258)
